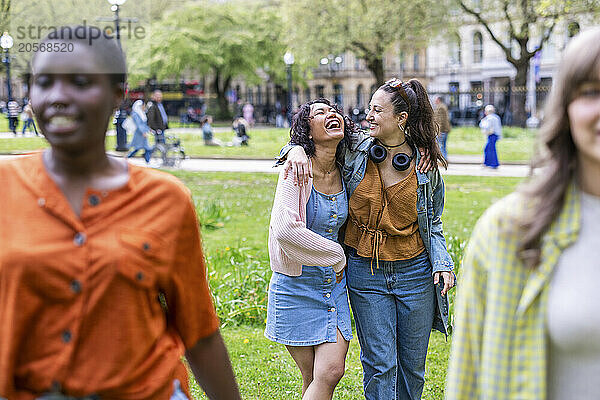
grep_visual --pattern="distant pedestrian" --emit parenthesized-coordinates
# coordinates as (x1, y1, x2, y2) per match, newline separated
(146, 90, 168, 144)
(232, 117, 250, 146)
(186, 107, 201, 125)
(434, 96, 451, 159)
(275, 100, 284, 128)
(202, 115, 223, 146)
(127, 100, 154, 163)
(243, 102, 254, 126)
(21, 100, 38, 136)
(479, 104, 502, 169)
(7, 99, 20, 135)
(114, 99, 131, 151)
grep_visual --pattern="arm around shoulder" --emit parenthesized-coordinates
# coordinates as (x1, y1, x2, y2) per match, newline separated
(270, 170, 346, 271)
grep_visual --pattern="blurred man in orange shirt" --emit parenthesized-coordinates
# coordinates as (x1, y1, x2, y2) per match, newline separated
(0, 26, 241, 400)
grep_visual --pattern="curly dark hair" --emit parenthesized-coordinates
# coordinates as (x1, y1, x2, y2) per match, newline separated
(380, 79, 448, 169)
(290, 98, 357, 161)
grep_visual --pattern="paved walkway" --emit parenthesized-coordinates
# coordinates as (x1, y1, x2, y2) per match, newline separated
(0, 126, 234, 139)
(144, 158, 529, 177)
(1, 126, 530, 177)
(0, 153, 529, 177)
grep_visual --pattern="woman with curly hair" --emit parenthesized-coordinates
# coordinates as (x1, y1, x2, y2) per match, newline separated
(447, 28, 600, 400)
(266, 98, 356, 399)
(280, 79, 455, 400)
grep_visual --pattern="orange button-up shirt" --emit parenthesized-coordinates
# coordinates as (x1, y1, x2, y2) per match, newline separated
(0, 154, 219, 399)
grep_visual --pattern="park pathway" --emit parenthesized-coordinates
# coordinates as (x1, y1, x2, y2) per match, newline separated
(0, 153, 529, 177)
(0, 127, 529, 177)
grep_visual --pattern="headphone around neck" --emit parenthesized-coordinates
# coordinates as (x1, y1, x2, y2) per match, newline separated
(368, 140, 414, 171)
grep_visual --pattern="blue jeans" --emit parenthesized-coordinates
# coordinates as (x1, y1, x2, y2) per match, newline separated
(22, 118, 38, 135)
(127, 145, 154, 163)
(437, 132, 448, 159)
(33, 380, 188, 399)
(483, 133, 499, 168)
(346, 249, 435, 400)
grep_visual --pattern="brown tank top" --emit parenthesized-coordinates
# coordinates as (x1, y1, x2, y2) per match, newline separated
(344, 159, 425, 272)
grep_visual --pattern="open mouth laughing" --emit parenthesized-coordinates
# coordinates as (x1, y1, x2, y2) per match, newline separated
(325, 116, 342, 131)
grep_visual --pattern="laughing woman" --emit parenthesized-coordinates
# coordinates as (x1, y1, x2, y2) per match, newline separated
(281, 79, 455, 400)
(266, 99, 355, 400)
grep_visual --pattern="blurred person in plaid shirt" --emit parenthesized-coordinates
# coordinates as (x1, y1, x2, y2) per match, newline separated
(447, 28, 600, 400)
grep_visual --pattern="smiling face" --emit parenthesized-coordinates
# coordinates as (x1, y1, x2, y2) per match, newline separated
(30, 41, 123, 153)
(568, 79, 600, 170)
(366, 89, 407, 143)
(308, 102, 345, 146)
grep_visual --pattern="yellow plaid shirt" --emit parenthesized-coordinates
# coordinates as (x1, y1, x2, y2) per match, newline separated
(446, 182, 581, 399)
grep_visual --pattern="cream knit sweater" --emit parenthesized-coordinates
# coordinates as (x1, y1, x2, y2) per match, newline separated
(268, 166, 346, 277)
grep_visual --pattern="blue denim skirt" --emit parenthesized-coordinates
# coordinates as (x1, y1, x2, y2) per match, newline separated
(265, 265, 353, 346)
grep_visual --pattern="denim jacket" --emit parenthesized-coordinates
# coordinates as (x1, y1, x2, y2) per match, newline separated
(279, 132, 454, 335)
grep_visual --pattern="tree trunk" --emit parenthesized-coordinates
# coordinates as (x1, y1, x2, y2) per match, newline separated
(366, 57, 385, 87)
(511, 62, 529, 127)
(212, 70, 231, 120)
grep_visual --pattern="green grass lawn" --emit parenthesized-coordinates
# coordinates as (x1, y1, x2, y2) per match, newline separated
(171, 171, 523, 399)
(447, 126, 536, 163)
(1, 126, 536, 163)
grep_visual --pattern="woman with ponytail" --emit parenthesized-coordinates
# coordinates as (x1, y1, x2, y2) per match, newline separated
(446, 28, 600, 400)
(279, 78, 454, 399)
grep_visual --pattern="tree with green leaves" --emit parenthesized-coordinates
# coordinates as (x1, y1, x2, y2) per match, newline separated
(456, 0, 600, 126)
(6, 0, 157, 80)
(283, 0, 444, 86)
(135, 1, 286, 119)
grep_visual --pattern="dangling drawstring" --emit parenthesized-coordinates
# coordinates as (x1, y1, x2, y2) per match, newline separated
(370, 230, 384, 275)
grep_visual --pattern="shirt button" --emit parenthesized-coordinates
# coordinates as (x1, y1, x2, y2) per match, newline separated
(62, 330, 72, 343)
(325, 293, 331, 298)
(50, 380, 62, 392)
(37, 198, 46, 207)
(326, 278, 332, 283)
(136, 271, 145, 281)
(88, 194, 100, 206)
(332, 214, 337, 218)
(331, 197, 336, 201)
(70, 280, 82, 294)
(329, 307, 336, 312)
(327, 228, 333, 233)
(73, 232, 86, 246)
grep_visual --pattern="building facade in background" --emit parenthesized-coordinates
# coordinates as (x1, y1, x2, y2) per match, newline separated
(226, 48, 427, 124)
(224, 15, 595, 126)
(426, 17, 594, 125)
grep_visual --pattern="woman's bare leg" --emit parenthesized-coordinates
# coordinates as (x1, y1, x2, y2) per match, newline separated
(286, 345, 316, 395)
(302, 329, 349, 400)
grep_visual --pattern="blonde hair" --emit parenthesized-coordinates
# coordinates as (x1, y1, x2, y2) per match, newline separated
(518, 27, 600, 267)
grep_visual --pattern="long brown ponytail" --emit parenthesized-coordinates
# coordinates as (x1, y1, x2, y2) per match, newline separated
(381, 79, 447, 169)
